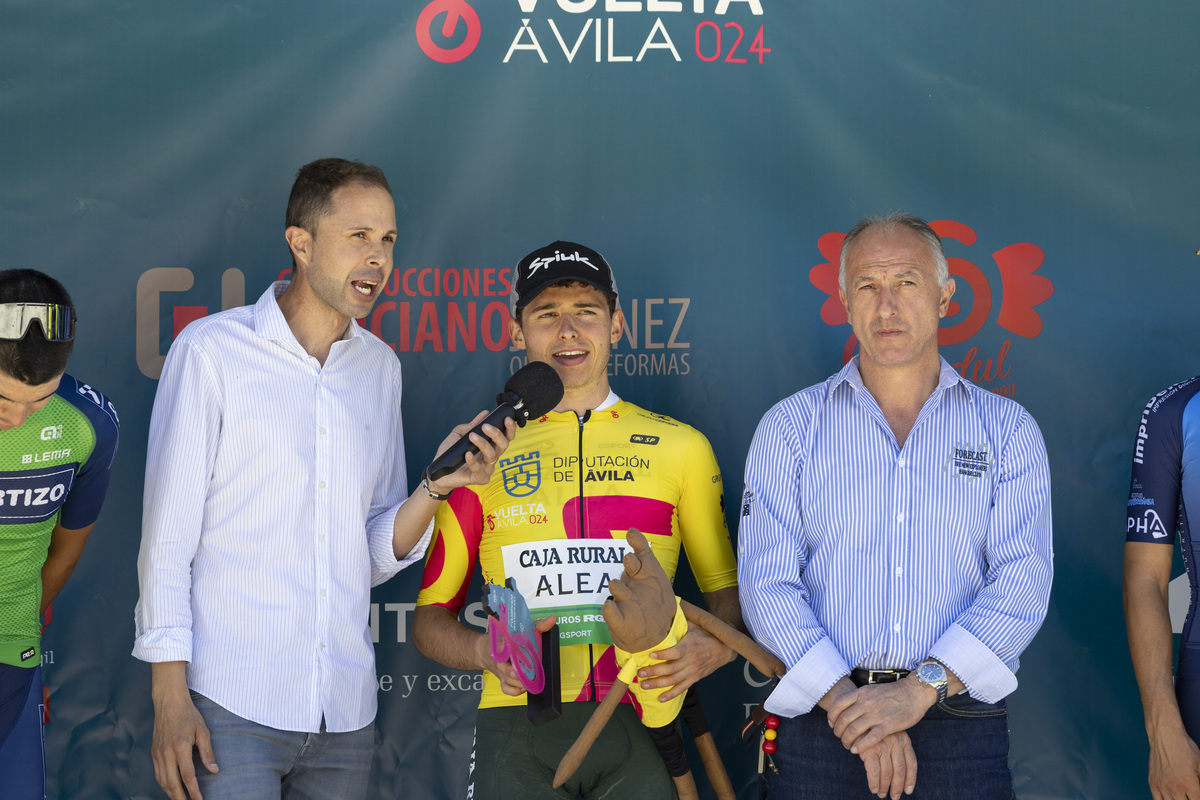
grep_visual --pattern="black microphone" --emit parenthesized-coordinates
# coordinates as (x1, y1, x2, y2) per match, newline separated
(423, 361, 565, 483)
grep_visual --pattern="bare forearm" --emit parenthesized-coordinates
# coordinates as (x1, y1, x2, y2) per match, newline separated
(702, 586, 747, 634)
(152, 661, 191, 704)
(40, 523, 94, 613)
(39, 557, 76, 613)
(412, 604, 489, 671)
(1126, 571, 1185, 735)
(391, 488, 444, 560)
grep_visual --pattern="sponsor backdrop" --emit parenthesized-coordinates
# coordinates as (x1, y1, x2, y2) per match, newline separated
(1, 0, 1197, 797)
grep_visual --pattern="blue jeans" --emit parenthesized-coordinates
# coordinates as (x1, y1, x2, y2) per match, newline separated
(191, 692, 374, 800)
(761, 694, 1014, 800)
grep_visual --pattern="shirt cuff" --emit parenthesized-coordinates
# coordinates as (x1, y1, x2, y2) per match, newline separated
(367, 505, 435, 585)
(928, 623, 1018, 703)
(764, 636, 850, 717)
(132, 627, 193, 663)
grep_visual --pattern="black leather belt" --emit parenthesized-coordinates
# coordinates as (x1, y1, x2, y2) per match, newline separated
(850, 668, 910, 686)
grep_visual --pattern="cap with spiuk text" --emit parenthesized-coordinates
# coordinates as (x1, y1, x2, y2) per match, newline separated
(509, 241, 618, 316)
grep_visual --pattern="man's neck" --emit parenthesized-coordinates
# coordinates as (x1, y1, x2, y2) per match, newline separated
(858, 355, 942, 448)
(555, 383, 613, 417)
(276, 280, 350, 366)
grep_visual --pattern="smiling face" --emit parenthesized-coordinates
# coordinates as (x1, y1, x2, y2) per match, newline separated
(509, 282, 624, 415)
(0, 369, 61, 431)
(285, 183, 396, 322)
(838, 226, 955, 377)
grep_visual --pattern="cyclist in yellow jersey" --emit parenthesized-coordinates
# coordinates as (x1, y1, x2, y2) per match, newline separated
(414, 241, 742, 800)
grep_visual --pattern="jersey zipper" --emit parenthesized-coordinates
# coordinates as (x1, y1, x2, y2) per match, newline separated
(576, 410, 600, 703)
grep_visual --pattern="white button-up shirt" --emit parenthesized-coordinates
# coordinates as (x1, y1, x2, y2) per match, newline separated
(739, 357, 1053, 717)
(134, 282, 428, 732)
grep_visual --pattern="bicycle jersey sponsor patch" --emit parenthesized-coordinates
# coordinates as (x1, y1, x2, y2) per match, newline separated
(501, 451, 541, 498)
(501, 538, 634, 646)
(0, 465, 76, 523)
(1129, 509, 1170, 539)
(630, 434, 659, 445)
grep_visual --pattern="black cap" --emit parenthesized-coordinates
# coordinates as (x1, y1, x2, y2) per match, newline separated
(509, 241, 618, 316)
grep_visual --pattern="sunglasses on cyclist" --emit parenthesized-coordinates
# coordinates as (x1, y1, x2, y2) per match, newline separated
(0, 303, 75, 342)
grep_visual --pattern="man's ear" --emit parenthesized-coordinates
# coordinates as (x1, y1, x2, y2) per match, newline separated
(285, 226, 312, 271)
(509, 316, 525, 349)
(609, 307, 625, 346)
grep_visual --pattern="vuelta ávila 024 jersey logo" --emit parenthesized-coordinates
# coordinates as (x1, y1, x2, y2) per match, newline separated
(809, 220, 1055, 399)
(416, 0, 768, 65)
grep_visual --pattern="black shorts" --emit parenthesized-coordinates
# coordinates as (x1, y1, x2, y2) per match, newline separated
(469, 702, 674, 800)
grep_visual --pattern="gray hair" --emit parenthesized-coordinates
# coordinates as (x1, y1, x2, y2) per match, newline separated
(838, 212, 949, 292)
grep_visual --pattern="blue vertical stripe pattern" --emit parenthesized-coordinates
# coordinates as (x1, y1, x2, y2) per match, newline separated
(133, 282, 427, 733)
(738, 357, 1053, 717)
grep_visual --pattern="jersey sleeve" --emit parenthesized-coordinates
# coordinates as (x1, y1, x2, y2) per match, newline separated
(677, 427, 737, 593)
(417, 486, 485, 612)
(57, 377, 121, 530)
(1127, 384, 1190, 544)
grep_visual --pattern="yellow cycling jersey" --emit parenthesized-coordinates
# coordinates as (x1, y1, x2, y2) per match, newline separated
(417, 398, 736, 710)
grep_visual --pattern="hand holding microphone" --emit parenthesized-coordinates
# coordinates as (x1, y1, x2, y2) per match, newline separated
(423, 361, 565, 493)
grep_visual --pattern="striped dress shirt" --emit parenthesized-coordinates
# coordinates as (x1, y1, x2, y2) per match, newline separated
(134, 282, 428, 733)
(739, 357, 1052, 717)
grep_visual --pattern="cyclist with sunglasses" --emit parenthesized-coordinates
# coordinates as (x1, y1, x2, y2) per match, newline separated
(0, 269, 120, 800)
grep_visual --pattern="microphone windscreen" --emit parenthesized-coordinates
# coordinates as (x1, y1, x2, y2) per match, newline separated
(504, 361, 565, 418)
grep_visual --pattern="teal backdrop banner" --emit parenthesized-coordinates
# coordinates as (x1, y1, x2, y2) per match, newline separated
(2, 1, 1198, 798)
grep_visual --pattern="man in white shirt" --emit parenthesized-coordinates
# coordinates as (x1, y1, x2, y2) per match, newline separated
(133, 158, 513, 800)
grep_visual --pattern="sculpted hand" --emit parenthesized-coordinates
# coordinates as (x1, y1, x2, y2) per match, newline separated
(427, 412, 517, 495)
(826, 680, 933, 754)
(858, 730, 918, 799)
(476, 615, 557, 696)
(151, 689, 218, 800)
(636, 624, 736, 701)
(1148, 729, 1200, 800)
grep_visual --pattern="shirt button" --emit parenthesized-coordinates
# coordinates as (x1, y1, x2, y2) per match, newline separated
(893, 623, 901, 633)
(320, 589, 327, 597)
(319, 642, 325, 650)
(319, 427, 326, 436)
(897, 457, 906, 467)
(896, 512, 904, 522)
(896, 567, 903, 576)
(319, 480, 327, 489)
(319, 535, 326, 543)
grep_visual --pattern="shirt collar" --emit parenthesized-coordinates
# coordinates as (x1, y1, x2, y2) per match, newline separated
(594, 389, 620, 411)
(826, 355, 970, 402)
(253, 281, 363, 349)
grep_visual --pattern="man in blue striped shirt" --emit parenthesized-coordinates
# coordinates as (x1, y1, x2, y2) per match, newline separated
(739, 213, 1053, 799)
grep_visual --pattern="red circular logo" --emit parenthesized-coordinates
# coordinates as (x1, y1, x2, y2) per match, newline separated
(416, 0, 481, 63)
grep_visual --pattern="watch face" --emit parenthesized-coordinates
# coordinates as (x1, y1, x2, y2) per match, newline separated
(918, 663, 945, 683)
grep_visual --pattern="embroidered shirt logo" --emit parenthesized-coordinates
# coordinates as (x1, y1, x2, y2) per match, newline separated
(741, 488, 754, 517)
(944, 443, 995, 481)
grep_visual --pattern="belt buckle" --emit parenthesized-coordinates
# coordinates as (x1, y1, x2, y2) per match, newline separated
(867, 669, 904, 684)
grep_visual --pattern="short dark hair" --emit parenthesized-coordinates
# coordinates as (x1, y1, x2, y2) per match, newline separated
(0, 269, 75, 385)
(285, 158, 392, 235)
(514, 280, 619, 326)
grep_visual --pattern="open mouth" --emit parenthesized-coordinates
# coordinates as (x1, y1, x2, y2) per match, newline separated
(554, 349, 587, 364)
(351, 280, 377, 298)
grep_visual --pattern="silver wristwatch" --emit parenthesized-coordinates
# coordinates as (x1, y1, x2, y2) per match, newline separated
(915, 661, 948, 704)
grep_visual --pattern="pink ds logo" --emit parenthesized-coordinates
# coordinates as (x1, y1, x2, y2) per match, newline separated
(417, 0, 481, 63)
